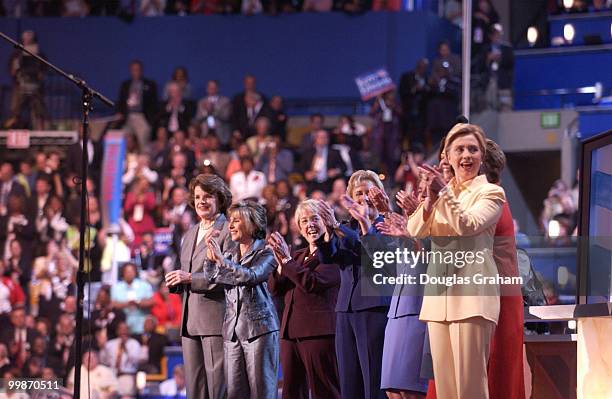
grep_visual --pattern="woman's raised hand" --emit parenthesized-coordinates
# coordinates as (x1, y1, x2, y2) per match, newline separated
(396, 190, 420, 217)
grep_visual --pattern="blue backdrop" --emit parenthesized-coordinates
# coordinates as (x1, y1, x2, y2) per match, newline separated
(513, 48, 612, 110)
(0, 12, 459, 105)
(549, 13, 612, 46)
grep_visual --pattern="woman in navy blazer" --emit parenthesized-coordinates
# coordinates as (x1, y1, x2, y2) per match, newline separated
(315, 170, 391, 399)
(268, 199, 341, 399)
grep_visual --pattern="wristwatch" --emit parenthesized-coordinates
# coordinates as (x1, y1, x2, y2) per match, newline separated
(281, 256, 292, 265)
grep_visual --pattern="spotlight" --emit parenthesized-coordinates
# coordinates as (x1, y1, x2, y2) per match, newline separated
(527, 27, 538, 46)
(563, 0, 574, 10)
(564, 23, 575, 43)
(548, 220, 561, 238)
(136, 371, 147, 391)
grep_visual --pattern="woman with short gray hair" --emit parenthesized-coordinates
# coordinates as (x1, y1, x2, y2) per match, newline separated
(268, 199, 341, 399)
(205, 199, 279, 399)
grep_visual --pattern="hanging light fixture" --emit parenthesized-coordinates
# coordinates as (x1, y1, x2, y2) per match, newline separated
(527, 27, 539, 46)
(564, 23, 576, 44)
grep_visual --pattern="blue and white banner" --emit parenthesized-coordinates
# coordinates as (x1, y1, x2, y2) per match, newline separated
(101, 130, 126, 228)
(355, 68, 396, 101)
(154, 227, 174, 255)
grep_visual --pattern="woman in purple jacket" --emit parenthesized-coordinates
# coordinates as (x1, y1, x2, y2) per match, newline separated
(268, 199, 341, 399)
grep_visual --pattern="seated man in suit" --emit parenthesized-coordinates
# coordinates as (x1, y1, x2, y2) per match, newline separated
(232, 91, 271, 139)
(157, 82, 195, 135)
(0, 305, 39, 369)
(299, 129, 346, 194)
(194, 80, 233, 146)
(0, 162, 27, 216)
(255, 135, 294, 184)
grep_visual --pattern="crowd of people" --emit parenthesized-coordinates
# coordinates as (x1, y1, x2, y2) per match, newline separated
(0, 0, 439, 17)
(0, 3, 525, 396)
(539, 177, 579, 244)
(0, 103, 530, 399)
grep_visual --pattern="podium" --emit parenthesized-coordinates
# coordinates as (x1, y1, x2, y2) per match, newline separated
(525, 303, 612, 399)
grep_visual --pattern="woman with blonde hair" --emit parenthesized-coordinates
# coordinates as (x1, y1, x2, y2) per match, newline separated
(407, 123, 505, 399)
(317, 169, 390, 399)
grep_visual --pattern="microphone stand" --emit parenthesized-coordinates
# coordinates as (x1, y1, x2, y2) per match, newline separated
(0, 31, 114, 399)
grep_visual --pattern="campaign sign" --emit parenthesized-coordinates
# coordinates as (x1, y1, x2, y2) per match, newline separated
(154, 227, 173, 255)
(355, 68, 396, 101)
(101, 131, 126, 227)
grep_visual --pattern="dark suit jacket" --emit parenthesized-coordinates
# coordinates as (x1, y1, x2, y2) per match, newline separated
(26, 193, 50, 225)
(268, 248, 339, 339)
(171, 214, 234, 337)
(116, 78, 159, 126)
(158, 147, 197, 179)
(135, 332, 168, 373)
(0, 213, 36, 259)
(399, 70, 430, 122)
(232, 91, 268, 117)
(299, 147, 346, 178)
(231, 94, 272, 138)
(316, 221, 391, 313)
(0, 327, 39, 350)
(64, 140, 104, 186)
(476, 42, 514, 90)
(4, 255, 32, 292)
(0, 180, 26, 204)
(156, 100, 196, 133)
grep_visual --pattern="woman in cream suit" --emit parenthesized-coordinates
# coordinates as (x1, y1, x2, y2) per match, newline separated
(407, 123, 505, 399)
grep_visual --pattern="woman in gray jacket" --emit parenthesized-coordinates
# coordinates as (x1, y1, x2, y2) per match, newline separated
(205, 199, 279, 399)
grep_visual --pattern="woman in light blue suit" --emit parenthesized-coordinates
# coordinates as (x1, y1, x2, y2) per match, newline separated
(374, 186, 429, 399)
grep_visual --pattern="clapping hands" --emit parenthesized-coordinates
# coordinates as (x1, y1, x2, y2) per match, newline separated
(368, 186, 391, 213)
(418, 164, 447, 213)
(316, 200, 341, 242)
(375, 212, 409, 237)
(396, 190, 420, 217)
(205, 235, 224, 263)
(267, 232, 291, 273)
(418, 164, 447, 196)
(340, 195, 371, 234)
